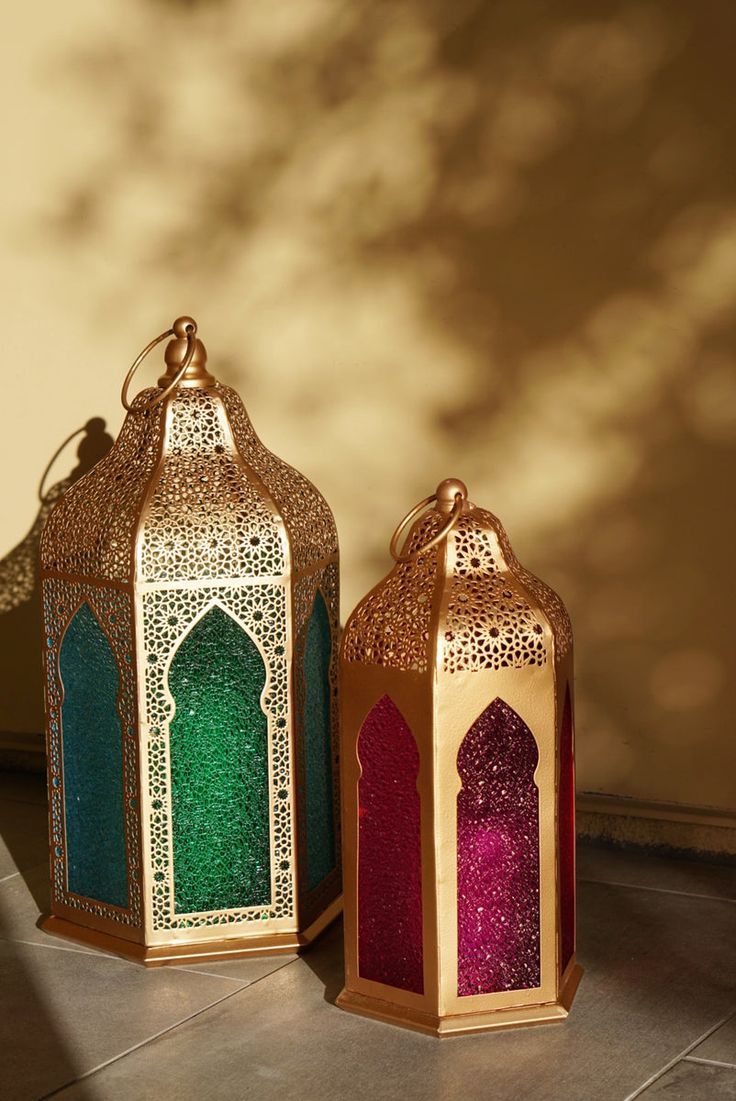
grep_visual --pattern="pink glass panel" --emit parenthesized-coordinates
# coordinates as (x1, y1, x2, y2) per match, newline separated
(559, 685, 575, 973)
(358, 695, 423, 993)
(457, 698, 540, 996)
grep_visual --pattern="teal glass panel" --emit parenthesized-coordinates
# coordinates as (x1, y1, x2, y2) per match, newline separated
(304, 591, 336, 891)
(60, 602, 128, 908)
(168, 605, 271, 913)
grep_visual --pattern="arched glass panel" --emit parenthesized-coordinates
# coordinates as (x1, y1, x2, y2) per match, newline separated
(303, 591, 336, 891)
(457, 698, 540, 996)
(559, 685, 575, 973)
(358, 695, 423, 993)
(60, 602, 128, 908)
(168, 605, 270, 913)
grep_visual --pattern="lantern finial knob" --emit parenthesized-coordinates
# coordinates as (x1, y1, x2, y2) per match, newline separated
(172, 316, 197, 338)
(160, 316, 215, 388)
(436, 478, 468, 514)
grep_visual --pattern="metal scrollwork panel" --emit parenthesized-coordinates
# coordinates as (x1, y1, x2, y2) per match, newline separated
(42, 577, 142, 926)
(293, 561, 341, 923)
(140, 582, 293, 931)
(443, 513, 549, 674)
(139, 390, 287, 584)
(342, 514, 443, 673)
(219, 385, 338, 574)
(40, 392, 164, 582)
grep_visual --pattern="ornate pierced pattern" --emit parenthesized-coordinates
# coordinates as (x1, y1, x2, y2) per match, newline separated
(293, 561, 341, 924)
(220, 385, 338, 573)
(140, 390, 287, 583)
(41, 392, 163, 582)
(443, 511, 548, 673)
(344, 505, 571, 675)
(41, 369, 340, 942)
(342, 513, 444, 672)
(494, 519, 573, 662)
(140, 584, 292, 930)
(41, 578, 142, 926)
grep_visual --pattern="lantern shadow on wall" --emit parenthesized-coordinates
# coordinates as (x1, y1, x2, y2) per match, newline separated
(0, 419, 114, 766)
(39, 0, 736, 823)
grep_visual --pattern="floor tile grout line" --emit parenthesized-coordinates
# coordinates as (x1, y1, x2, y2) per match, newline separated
(37, 984, 248, 1101)
(685, 1055, 736, 1070)
(175, 959, 299, 983)
(0, 870, 21, 884)
(38, 955, 300, 1099)
(578, 877, 736, 904)
(174, 967, 258, 984)
(0, 935, 107, 958)
(622, 1008, 736, 1100)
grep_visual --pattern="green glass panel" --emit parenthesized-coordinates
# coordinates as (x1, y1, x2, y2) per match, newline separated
(60, 602, 128, 908)
(304, 591, 336, 891)
(169, 605, 271, 913)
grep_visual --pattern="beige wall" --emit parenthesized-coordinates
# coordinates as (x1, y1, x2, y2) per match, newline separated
(2, 1, 734, 823)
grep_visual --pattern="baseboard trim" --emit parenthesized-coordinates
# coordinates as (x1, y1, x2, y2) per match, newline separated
(577, 793, 736, 860)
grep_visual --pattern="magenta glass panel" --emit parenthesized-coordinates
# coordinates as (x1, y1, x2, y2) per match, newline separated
(457, 698, 540, 996)
(358, 694, 423, 993)
(559, 685, 575, 974)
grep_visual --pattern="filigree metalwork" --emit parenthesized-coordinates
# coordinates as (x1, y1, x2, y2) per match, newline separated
(293, 561, 341, 924)
(142, 584, 290, 929)
(443, 510, 548, 674)
(40, 328, 340, 958)
(40, 392, 164, 582)
(42, 577, 142, 926)
(139, 390, 286, 583)
(338, 481, 581, 1035)
(221, 385, 339, 573)
(342, 513, 443, 673)
(343, 505, 572, 674)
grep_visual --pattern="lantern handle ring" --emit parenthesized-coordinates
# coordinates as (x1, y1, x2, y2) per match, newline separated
(389, 491, 464, 564)
(121, 323, 196, 412)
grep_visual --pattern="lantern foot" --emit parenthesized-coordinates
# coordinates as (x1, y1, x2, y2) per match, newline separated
(336, 962, 583, 1037)
(41, 896, 342, 966)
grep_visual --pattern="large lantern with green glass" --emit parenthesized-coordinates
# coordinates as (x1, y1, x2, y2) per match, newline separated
(40, 317, 341, 964)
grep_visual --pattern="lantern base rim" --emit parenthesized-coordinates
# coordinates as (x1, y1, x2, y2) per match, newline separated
(336, 963, 583, 1037)
(41, 895, 342, 967)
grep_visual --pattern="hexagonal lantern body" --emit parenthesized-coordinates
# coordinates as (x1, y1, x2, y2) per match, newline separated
(337, 481, 581, 1035)
(40, 321, 341, 964)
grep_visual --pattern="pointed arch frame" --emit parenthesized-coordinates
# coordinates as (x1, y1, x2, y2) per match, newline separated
(455, 696, 541, 996)
(41, 577, 142, 930)
(356, 693, 424, 993)
(292, 566, 341, 928)
(162, 599, 274, 917)
(138, 582, 291, 936)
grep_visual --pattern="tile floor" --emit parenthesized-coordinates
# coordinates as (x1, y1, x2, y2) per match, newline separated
(1, 769, 734, 1101)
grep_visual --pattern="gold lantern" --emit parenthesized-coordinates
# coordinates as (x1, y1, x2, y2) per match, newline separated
(337, 478, 581, 1035)
(40, 317, 341, 964)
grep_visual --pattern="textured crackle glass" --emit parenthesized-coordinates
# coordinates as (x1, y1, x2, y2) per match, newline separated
(168, 605, 271, 913)
(358, 694, 423, 993)
(559, 686, 575, 973)
(303, 592, 336, 891)
(60, 602, 128, 908)
(457, 697, 540, 996)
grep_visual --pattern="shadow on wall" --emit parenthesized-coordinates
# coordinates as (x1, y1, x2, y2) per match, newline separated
(0, 420, 114, 759)
(16, 0, 736, 808)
